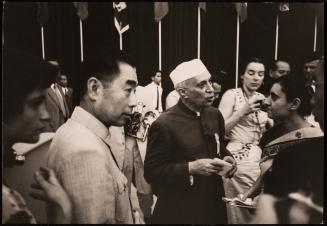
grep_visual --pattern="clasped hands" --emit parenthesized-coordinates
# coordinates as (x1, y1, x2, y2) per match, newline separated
(189, 156, 237, 178)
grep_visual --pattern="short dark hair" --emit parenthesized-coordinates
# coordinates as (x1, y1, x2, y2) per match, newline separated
(239, 57, 265, 76)
(303, 52, 322, 64)
(270, 58, 291, 71)
(3, 47, 57, 122)
(273, 74, 314, 116)
(48, 60, 61, 79)
(79, 47, 135, 100)
(151, 70, 162, 78)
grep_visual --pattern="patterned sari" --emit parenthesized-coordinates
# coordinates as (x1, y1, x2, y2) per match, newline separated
(260, 127, 324, 174)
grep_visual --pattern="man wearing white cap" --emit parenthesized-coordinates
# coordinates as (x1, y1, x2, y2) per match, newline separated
(144, 59, 237, 224)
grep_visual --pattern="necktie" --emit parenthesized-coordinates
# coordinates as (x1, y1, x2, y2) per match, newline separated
(54, 85, 67, 117)
(155, 86, 159, 110)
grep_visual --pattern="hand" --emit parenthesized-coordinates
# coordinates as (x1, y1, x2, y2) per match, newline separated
(116, 171, 128, 194)
(240, 96, 262, 116)
(30, 167, 70, 205)
(223, 156, 237, 178)
(189, 158, 223, 176)
(238, 193, 249, 201)
(133, 210, 145, 224)
(30, 167, 72, 223)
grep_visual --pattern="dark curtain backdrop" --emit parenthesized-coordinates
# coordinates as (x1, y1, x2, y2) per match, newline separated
(4, 2, 324, 108)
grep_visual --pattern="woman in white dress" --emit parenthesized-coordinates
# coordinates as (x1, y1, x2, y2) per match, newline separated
(218, 57, 271, 224)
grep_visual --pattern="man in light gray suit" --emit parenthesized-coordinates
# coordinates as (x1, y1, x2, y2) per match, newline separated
(47, 49, 141, 223)
(58, 74, 74, 116)
(44, 61, 69, 132)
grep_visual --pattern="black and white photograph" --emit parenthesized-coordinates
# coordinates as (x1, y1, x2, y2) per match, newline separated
(2, 1, 324, 224)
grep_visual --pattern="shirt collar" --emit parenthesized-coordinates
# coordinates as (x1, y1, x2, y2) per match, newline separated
(70, 107, 111, 143)
(151, 81, 161, 87)
(177, 99, 201, 117)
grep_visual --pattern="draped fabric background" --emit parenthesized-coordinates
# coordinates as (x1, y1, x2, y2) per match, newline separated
(3, 2, 324, 108)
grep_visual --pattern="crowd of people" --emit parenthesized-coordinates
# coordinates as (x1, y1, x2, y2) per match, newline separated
(3, 44, 324, 224)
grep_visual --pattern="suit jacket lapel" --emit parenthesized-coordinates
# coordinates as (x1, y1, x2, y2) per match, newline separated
(48, 87, 69, 116)
(48, 88, 61, 109)
(58, 87, 70, 116)
(103, 135, 125, 170)
(114, 146, 125, 171)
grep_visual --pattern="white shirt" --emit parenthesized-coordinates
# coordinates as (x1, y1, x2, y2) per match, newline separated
(143, 82, 163, 113)
(165, 90, 180, 110)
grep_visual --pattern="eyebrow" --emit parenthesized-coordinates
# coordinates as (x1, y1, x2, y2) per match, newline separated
(29, 94, 46, 104)
(197, 80, 208, 86)
(270, 91, 279, 98)
(248, 69, 264, 72)
(126, 80, 138, 87)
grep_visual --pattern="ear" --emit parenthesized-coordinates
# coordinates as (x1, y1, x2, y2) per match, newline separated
(176, 87, 188, 99)
(86, 77, 103, 101)
(240, 74, 244, 81)
(289, 98, 301, 112)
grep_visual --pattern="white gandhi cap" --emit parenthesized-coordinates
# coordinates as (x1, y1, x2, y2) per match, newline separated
(169, 59, 211, 87)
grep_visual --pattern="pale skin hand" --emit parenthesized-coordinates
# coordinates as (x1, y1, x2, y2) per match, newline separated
(189, 157, 237, 177)
(219, 90, 263, 133)
(115, 171, 128, 194)
(30, 167, 72, 224)
(239, 95, 262, 116)
(222, 156, 237, 178)
(189, 159, 224, 176)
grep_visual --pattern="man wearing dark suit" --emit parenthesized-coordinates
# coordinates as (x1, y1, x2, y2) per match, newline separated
(58, 74, 74, 116)
(144, 59, 237, 224)
(44, 61, 69, 132)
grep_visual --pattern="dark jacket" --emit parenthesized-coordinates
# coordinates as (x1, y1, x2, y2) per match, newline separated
(144, 100, 232, 224)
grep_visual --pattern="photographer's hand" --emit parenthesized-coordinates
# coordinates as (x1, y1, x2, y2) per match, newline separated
(30, 167, 72, 223)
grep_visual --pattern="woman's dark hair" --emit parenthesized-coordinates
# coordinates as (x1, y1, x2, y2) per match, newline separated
(273, 73, 315, 116)
(3, 47, 57, 122)
(239, 57, 265, 76)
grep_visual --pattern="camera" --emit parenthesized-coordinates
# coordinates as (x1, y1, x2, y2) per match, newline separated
(256, 99, 264, 106)
(256, 99, 269, 112)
